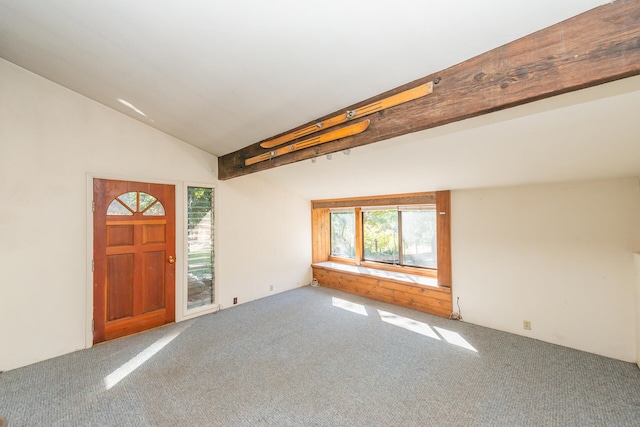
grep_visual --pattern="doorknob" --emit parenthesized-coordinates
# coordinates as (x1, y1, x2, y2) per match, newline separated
(168, 256, 175, 264)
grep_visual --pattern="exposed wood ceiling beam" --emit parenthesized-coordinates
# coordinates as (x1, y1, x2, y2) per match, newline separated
(218, 0, 640, 180)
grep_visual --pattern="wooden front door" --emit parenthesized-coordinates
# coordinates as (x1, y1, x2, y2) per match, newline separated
(93, 179, 176, 344)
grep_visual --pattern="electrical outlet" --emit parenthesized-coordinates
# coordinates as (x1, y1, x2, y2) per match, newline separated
(523, 320, 532, 330)
(269, 285, 273, 291)
(233, 297, 238, 305)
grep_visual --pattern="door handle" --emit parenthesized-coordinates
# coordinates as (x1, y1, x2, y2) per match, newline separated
(168, 256, 175, 264)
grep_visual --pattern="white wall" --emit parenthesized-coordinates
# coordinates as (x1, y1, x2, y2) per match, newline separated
(635, 252, 640, 368)
(0, 58, 311, 372)
(217, 175, 312, 308)
(452, 179, 640, 362)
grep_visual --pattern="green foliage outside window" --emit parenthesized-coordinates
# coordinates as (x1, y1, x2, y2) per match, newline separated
(187, 187, 214, 309)
(401, 210, 436, 268)
(329, 206, 436, 269)
(330, 211, 355, 258)
(363, 210, 399, 263)
(364, 208, 436, 268)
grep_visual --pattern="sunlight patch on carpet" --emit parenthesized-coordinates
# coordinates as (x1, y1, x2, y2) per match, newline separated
(332, 297, 368, 316)
(433, 326, 478, 352)
(378, 310, 441, 340)
(104, 322, 192, 390)
(377, 309, 478, 352)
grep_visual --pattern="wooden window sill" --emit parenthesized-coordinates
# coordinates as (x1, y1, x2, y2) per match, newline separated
(327, 256, 438, 279)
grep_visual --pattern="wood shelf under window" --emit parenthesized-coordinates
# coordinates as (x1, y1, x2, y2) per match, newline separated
(312, 262, 452, 318)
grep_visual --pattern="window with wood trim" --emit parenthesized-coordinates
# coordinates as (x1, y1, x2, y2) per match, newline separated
(313, 191, 451, 287)
(362, 205, 436, 268)
(330, 209, 356, 259)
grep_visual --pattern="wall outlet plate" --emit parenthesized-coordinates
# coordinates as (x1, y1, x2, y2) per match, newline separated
(523, 320, 532, 330)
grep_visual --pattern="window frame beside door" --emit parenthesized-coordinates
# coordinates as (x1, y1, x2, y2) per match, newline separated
(182, 182, 219, 318)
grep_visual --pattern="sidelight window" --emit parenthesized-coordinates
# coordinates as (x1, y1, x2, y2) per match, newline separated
(186, 186, 215, 310)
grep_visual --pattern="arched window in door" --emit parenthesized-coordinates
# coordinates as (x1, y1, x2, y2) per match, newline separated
(107, 192, 165, 216)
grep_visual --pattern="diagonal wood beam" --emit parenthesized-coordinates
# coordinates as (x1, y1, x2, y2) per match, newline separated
(218, 0, 640, 180)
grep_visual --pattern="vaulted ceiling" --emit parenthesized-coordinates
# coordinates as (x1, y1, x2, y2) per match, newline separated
(1, 0, 639, 196)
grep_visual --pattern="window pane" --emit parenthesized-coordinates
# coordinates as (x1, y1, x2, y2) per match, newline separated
(139, 192, 157, 211)
(363, 210, 399, 264)
(401, 209, 437, 268)
(118, 192, 138, 212)
(142, 201, 165, 216)
(330, 211, 355, 258)
(107, 199, 133, 216)
(187, 187, 214, 310)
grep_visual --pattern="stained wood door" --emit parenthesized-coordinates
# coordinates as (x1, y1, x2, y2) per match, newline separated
(93, 179, 176, 344)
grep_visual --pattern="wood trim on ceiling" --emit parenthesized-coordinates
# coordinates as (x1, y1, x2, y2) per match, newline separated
(218, 0, 640, 180)
(311, 192, 436, 210)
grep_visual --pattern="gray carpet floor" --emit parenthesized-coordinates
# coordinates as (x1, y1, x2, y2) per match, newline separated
(1, 285, 639, 426)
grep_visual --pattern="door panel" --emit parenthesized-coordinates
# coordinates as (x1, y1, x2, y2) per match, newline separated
(108, 225, 135, 246)
(106, 254, 135, 320)
(142, 223, 165, 244)
(142, 251, 166, 313)
(93, 179, 175, 344)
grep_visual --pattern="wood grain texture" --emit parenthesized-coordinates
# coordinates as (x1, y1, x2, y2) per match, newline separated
(354, 207, 363, 262)
(218, 0, 640, 180)
(104, 310, 167, 341)
(106, 254, 134, 320)
(107, 225, 134, 246)
(247, 120, 371, 165)
(142, 224, 166, 244)
(311, 207, 330, 263)
(313, 265, 452, 318)
(259, 82, 432, 148)
(312, 192, 436, 209)
(436, 191, 452, 288)
(142, 250, 166, 313)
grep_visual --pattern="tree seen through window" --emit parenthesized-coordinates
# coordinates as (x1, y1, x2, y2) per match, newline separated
(330, 211, 355, 258)
(329, 206, 436, 269)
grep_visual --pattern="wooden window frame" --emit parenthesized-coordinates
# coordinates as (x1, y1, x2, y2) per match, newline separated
(312, 191, 451, 288)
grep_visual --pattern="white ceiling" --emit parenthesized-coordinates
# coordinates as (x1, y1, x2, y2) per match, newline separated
(1, 0, 638, 196)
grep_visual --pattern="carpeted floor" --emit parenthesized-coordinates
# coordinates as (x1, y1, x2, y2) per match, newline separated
(1, 285, 639, 426)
